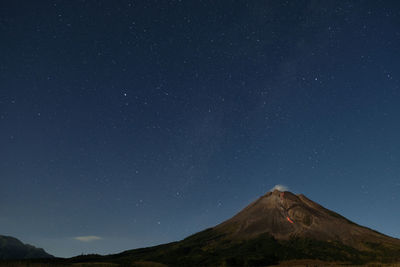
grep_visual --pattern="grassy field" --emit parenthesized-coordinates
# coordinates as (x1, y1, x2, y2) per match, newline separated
(272, 259, 400, 267)
(1, 261, 400, 267)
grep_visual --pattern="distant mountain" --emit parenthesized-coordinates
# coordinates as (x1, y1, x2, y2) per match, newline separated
(0, 235, 53, 260)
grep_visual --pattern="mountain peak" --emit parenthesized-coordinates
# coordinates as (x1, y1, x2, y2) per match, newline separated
(214, 191, 400, 250)
(269, 184, 289, 193)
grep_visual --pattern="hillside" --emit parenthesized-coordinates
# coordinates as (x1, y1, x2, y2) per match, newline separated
(0, 235, 53, 260)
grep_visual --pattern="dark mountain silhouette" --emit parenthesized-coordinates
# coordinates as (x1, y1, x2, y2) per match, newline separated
(0, 235, 53, 260)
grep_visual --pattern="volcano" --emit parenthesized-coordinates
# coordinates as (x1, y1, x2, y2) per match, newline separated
(19, 190, 400, 266)
(214, 190, 400, 250)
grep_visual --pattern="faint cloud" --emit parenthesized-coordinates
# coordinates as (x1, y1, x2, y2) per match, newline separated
(271, 184, 289, 192)
(74, 236, 102, 242)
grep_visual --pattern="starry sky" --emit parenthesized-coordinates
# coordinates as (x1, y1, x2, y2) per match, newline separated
(1, 0, 400, 258)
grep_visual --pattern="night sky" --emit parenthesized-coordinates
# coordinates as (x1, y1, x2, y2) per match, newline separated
(1, 0, 400, 258)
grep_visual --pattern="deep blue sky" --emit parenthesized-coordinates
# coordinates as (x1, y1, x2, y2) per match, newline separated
(1, 0, 399, 257)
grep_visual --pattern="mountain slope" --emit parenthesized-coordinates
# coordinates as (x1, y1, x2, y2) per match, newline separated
(215, 190, 400, 250)
(0, 235, 53, 260)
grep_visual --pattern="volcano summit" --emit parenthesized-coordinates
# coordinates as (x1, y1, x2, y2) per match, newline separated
(215, 189, 400, 250)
